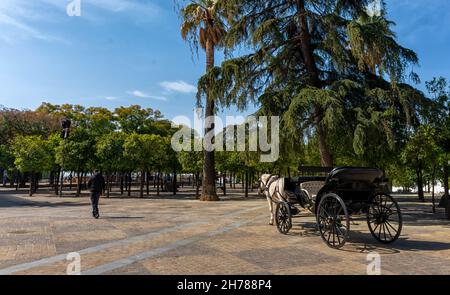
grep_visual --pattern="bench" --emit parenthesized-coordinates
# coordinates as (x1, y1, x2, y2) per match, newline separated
(300, 181, 325, 201)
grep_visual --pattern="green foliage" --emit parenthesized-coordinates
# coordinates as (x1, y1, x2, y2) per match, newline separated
(123, 133, 166, 171)
(55, 128, 95, 173)
(0, 144, 14, 171)
(11, 136, 53, 173)
(401, 126, 442, 173)
(96, 132, 127, 173)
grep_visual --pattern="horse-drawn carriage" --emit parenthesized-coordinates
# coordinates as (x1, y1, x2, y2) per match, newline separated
(261, 167, 403, 249)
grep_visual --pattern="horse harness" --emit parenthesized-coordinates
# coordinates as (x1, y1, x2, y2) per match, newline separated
(261, 175, 284, 202)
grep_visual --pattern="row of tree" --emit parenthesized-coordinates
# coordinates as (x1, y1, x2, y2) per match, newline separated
(0, 104, 273, 198)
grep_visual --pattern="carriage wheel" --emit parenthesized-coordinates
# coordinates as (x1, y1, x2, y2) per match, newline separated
(275, 202, 292, 234)
(367, 193, 402, 244)
(317, 194, 350, 249)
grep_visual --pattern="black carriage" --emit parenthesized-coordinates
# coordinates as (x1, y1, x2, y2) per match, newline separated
(274, 167, 403, 249)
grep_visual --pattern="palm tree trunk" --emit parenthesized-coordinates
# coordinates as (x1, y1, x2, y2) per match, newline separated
(200, 39, 219, 201)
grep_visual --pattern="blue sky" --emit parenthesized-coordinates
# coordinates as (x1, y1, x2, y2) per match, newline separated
(0, 0, 449, 121)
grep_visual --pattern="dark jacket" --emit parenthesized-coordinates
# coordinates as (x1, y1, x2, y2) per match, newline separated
(88, 173, 106, 193)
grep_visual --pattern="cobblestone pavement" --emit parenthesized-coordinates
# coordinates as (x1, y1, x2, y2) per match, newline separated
(0, 188, 450, 275)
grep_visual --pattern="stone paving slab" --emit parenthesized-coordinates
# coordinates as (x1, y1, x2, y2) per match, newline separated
(1, 189, 450, 275)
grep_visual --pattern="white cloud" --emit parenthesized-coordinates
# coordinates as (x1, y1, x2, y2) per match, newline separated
(86, 0, 160, 16)
(128, 90, 167, 101)
(105, 96, 118, 101)
(159, 80, 197, 94)
(0, 0, 161, 44)
(0, 1, 63, 43)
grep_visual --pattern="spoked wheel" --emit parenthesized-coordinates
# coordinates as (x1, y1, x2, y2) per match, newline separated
(275, 201, 292, 234)
(317, 194, 350, 249)
(367, 193, 402, 244)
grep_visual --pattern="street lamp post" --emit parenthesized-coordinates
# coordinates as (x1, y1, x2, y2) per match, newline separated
(59, 118, 71, 197)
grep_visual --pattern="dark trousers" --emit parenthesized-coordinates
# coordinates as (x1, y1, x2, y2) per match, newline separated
(90, 191, 101, 213)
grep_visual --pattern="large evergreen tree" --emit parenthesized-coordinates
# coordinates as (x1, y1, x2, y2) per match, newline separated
(198, 0, 422, 167)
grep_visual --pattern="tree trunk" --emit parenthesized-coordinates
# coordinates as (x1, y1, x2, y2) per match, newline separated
(120, 172, 124, 195)
(233, 173, 236, 189)
(222, 172, 226, 196)
(447, 201, 450, 220)
(444, 163, 449, 199)
(69, 173, 73, 190)
(296, 0, 333, 166)
(127, 172, 132, 197)
(417, 167, 424, 201)
(200, 39, 219, 202)
(106, 172, 110, 198)
(54, 170, 60, 195)
(76, 171, 81, 197)
(195, 173, 200, 199)
(173, 170, 177, 196)
(432, 166, 436, 213)
(245, 171, 249, 198)
(140, 170, 145, 198)
(29, 173, 34, 197)
(146, 169, 150, 196)
(156, 171, 160, 196)
(442, 163, 449, 220)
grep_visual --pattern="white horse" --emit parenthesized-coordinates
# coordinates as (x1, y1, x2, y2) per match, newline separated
(259, 174, 287, 225)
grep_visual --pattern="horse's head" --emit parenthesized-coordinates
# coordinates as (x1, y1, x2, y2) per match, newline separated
(258, 174, 272, 195)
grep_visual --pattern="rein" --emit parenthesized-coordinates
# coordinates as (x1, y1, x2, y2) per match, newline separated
(261, 175, 278, 193)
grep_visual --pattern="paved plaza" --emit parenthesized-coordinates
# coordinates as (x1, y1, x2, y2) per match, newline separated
(0, 188, 450, 275)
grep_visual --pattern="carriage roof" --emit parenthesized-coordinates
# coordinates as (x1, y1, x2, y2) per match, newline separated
(326, 167, 384, 184)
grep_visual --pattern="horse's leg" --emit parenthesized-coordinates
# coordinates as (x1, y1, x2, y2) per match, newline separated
(266, 195, 274, 225)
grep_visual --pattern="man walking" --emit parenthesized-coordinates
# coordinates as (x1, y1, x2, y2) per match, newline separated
(87, 170, 105, 219)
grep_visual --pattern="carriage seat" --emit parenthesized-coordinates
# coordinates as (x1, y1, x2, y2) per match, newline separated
(300, 181, 325, 201)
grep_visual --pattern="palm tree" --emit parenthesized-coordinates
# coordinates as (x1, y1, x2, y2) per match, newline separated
(180, 0, 226, 201)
